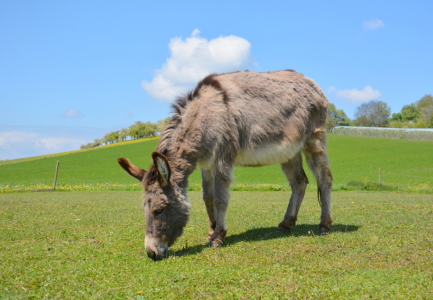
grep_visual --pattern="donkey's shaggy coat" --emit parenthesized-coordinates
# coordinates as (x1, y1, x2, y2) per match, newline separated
(119, 70, 333, 260)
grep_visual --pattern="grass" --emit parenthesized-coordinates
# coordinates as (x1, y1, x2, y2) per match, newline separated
(1, 190, 432, 299)
(0, 137, 159, 189)
(1, 135, 432, 193)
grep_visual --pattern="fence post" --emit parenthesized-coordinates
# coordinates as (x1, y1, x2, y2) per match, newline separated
(53, 160, 60, 191)
(378, 168, 381, 186)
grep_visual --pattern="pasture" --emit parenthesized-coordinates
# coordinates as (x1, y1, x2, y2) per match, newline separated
(1, 190, 432, 299)
(1, 135, 433, 193)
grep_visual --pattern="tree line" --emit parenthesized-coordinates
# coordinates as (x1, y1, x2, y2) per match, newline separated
(80, 118, 170, 149)
(82, 94, 432, 149)
(326, 94, 433, 131)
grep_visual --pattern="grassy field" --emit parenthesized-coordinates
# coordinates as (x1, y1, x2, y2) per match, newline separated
(1, 190, 432, 299)
(1, 135, 432, 193)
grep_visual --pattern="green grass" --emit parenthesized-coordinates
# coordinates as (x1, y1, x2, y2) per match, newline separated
(1, 191, 432, 299)
(0, 138, 159, 190)
(0, 135, 432, 192)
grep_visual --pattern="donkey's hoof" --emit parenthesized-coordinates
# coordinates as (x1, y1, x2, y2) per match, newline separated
(318, 226, 331, 235)
(278, 225, 291, 233)
(209, 238, 223, 248)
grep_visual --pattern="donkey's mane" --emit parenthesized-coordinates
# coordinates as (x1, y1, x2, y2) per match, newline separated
(156, 88, 194, 156)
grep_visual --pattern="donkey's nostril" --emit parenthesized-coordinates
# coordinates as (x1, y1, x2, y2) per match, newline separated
(147, 249, 158, 261)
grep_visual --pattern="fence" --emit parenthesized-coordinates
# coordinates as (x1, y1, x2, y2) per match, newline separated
(1, 160, 432, 193)
(0, 160, 142, 192)
(330, 126, 433, 141)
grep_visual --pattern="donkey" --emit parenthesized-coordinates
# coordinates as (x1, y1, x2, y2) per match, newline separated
(118, 70, 333, 261)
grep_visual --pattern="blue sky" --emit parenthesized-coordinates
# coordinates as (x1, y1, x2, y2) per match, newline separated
(1, 1, 432, 160)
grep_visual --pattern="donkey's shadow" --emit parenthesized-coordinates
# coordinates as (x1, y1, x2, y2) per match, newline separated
(171, 223, 359, 258)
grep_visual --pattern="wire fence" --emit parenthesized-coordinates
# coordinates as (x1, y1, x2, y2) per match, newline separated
(1, 161, 432, 193)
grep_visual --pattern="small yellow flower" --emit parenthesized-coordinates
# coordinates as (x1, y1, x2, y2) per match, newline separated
(137, 291, 143, 295)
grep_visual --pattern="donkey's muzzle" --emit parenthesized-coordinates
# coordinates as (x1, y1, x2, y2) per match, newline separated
(145, 236, 168, 261)
(146, 249, 165, 261)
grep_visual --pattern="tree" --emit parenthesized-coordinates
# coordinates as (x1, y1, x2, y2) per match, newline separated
(400, 104, 420, 122)
(157, 117, 171, 133)
(141, 121, 157, 137)
(128, 121, 143, 139)
(415, 94, 433, 128)
(129, 121, 157, 139)
(80, 138, 102, 149)
(103, 131, 119, 144)
(326, 103, 351, 131)
(118, 128, 129, 142)
(390, 112, 402, 122)
(354, 100, 391, 127)
(93, 139, 103, 147)
(428, 114, 433, 128)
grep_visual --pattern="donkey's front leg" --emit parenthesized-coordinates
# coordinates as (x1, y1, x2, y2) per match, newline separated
(209, 168, 232, 247)
(201, 168, 216, 237)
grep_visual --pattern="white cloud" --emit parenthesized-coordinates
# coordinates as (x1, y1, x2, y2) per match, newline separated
(63, 109, 84, 118)
(0, 132, 39, 151)
(329, 86, 382, 104)
(0, 131, 87, 160)
(363, 19, 384, 31)
(142, 29, 252, 101)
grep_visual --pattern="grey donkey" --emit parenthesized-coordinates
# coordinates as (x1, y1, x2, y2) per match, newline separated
(118, 69, 333, 260)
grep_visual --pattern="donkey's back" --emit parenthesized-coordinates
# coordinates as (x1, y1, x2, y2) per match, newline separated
(180, 70, 329, 168)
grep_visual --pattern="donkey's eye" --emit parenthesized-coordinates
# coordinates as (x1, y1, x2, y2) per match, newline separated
(153, 208, 165, 216)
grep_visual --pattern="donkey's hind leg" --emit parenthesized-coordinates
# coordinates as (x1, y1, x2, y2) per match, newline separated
(278, 152, 309, 233)
(201, 167, 216, 238)
(303, 130, 333, 234)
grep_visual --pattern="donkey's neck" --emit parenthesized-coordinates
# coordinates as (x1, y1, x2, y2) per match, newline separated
(157, 142, 200, 190)
(157, 111, 203, 189)
(171, 154, 198, 188)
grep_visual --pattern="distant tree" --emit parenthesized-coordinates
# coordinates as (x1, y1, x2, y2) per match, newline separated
(326, 103, 351, 131)
(103, 131, 119, 144)
(428, 114, 433, 128)
(128, 121, 142, 139)
(93, 139, 103, 147)
(390, 112, 402, 122)
(157, 117, 171, 133)
(415, 94, 433, 110)
(118, 128, 129, 142)
(80, 138, 102, 149)
(80, 143, 91, 150)
(129, 121, 157, 139)
(354, 100, 391, 127)
(142, 121, 157, 137)
(79, 118, 164, 151)
(400, 104, 420, 122)
(415, 94, 433, 128)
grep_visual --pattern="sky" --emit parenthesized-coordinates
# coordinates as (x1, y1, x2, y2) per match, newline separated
(1, 1, 432, 160)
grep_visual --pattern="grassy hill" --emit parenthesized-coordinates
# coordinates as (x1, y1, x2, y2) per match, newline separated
(1, 190, 432, 298)
(1, 135, 432, 192)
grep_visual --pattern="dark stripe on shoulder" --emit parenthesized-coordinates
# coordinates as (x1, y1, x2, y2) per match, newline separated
(193, 74, 229, 103)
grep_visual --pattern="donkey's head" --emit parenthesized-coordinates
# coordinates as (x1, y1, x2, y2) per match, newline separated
(118, 152, 190, 261)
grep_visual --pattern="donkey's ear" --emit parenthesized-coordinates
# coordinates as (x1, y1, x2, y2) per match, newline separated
(152, 152, 171, 187)
(118, 158, 146, 182)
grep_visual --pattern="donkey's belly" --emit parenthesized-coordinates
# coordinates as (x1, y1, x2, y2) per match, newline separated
(234, 142, 303, 167)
